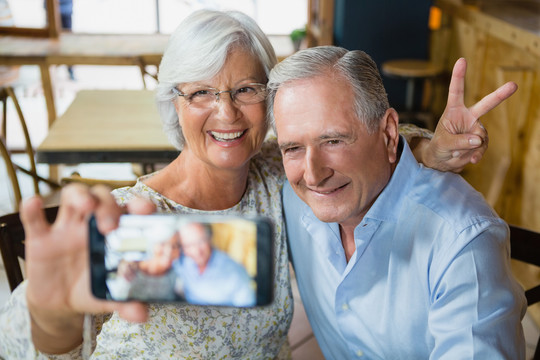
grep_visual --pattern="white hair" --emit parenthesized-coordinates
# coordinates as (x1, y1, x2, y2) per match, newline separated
(155, 9, 277, 150)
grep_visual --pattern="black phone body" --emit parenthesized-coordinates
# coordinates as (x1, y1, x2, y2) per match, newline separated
(89, 214, 274, 307)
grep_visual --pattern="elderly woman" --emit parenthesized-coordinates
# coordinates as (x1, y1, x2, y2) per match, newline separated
(0, 9, 514, 360)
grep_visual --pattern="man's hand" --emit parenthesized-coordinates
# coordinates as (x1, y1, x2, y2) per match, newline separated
(421, 58, 517, 172)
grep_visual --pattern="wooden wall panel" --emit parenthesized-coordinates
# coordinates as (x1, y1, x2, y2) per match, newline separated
(433, 1, 540, 325)
(432, 7, 540, 228)
(307, 0, 334, 47)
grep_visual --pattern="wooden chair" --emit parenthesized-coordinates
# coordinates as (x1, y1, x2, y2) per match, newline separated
(1, 79, 137, 212)
(1, 71, 63, 212)
(60, 172, 136, 189)
(0, 136, 59, 212)
(381, 59, 443, 130)
(1, 132, 136, 212)
(0, 4, 56, 208)
(380, 6, 444, 131)
(509, 224, 540, 359)
(381, 60, 443, 109)
(0, 206, 58, 292)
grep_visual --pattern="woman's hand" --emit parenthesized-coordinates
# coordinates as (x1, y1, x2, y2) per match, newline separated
(419, 58, 517, 173)
(22, 184, 154, 354)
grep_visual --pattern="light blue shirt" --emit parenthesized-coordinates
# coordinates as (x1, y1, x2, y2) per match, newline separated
(173, 249, 256, 307)
(284, 138, 526, 359)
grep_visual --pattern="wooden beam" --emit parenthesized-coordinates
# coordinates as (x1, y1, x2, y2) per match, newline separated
(45, 0, 61, 38)
(0, 27, 50, 38)
(0, 0, 61, 38)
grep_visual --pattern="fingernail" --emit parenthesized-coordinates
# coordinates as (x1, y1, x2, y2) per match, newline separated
(469, 137, 482, 146)
(452, 151, 460, 158)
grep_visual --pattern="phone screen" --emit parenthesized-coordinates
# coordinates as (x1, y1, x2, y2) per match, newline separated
(89, 214, 274, 307)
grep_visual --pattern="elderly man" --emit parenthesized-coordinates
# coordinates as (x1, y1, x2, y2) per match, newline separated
(267, 46, 526, 359)
(173, 221, 256, 307)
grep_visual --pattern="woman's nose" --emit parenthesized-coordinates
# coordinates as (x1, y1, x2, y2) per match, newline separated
(214, 93, 241, 122)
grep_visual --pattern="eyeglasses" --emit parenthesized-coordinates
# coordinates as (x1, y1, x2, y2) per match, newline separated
(172, 83, 267, 107)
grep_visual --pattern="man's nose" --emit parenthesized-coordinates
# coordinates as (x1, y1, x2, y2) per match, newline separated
(303, 148, 331, 186)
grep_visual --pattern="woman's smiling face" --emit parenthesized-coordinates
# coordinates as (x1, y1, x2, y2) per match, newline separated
(173, 47, 268, 172)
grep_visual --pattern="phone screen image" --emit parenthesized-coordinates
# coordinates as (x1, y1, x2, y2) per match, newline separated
(89, 214, 274, 307)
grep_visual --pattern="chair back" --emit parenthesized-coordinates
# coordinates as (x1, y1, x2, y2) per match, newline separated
(0, 206, 58, 291)
(0, 85, 61, 212)
(509, 224, 540, 359)
(0, 135, 22, 209)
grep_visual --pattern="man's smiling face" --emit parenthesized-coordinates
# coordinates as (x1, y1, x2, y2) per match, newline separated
(274, 74, 397, 228)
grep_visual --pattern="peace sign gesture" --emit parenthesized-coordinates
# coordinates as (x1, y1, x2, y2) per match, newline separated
(421, 58, 517, 172)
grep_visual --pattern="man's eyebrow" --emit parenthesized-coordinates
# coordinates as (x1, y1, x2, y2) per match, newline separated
(278, 133, 352, 151)
(318, 132, 351, 141)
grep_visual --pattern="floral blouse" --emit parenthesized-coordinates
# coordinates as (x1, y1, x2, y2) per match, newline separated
(0, 139, 293, 360)
(0, 125, 429, 359)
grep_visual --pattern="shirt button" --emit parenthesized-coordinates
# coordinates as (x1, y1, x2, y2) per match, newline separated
(341, 303, 349, 310)
(356, 350, 364, 357)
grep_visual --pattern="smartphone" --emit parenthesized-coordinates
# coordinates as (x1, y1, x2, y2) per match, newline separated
(89, 213, 274, 307)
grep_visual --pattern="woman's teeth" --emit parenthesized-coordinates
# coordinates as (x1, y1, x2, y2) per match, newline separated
(211, 131, 244, 141)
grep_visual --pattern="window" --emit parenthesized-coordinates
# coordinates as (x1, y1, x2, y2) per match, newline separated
(7, 0, 307, 35)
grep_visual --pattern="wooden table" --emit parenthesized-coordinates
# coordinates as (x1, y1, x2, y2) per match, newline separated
(0, 33, 294, 126)
(0, 33, 170, 126)
(36, 90, 179, 164)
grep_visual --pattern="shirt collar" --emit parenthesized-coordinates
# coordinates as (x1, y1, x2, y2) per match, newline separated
(300, 136, 421, 230)
(364, 136, 420, 224)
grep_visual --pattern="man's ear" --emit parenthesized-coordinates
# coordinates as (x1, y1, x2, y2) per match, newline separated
(381, 108, 400, 164)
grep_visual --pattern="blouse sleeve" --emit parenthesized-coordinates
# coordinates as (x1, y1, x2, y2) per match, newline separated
(398, 123, 433, 143)
(0, 281, 107, 359)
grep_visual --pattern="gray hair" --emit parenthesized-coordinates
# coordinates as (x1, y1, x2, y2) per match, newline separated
(156, 9, 277, 150)
(266, 46, 389, 134)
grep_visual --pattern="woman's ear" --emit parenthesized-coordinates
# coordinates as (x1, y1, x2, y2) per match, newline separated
(381, 108, 400, 164)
